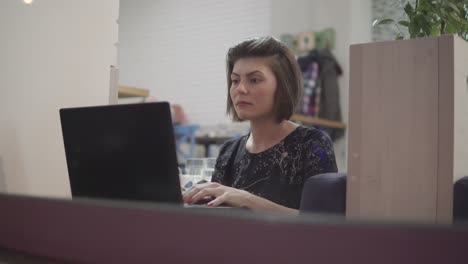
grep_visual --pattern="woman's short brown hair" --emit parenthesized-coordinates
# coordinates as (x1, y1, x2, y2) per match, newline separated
(226, 36, 303, 123)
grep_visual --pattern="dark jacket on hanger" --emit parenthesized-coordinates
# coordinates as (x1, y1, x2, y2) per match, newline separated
(298, 49, 344, 141)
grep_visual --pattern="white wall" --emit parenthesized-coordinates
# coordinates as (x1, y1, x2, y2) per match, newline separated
(118, 0, 272, 125)
(0, 0, 119, 197)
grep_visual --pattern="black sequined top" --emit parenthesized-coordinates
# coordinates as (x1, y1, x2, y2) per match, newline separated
(211, 126, 338, 209)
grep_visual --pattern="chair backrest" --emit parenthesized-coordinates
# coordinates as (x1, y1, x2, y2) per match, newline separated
(174, 124, 199, 160)
(454, 176, 468, 222)
(301, 173, 468, 222)
(300, 173, 347, 215)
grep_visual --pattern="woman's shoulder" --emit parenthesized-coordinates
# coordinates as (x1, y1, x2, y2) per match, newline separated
(289, 125, 332, 145)
(217, 135, 246, 158)
(212, 135, 246, 181)
(287, 126, 338, 176)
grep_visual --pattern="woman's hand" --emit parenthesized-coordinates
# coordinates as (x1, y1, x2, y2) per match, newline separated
(182, 182, 252, 208)
(183, 182, 299, 215)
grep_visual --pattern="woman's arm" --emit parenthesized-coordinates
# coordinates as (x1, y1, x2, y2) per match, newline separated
(183, 182, 299, 215)
(240, 190, 299, 215)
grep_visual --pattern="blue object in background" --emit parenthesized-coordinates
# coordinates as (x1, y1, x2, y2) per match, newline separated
(174, 124, 200, 160)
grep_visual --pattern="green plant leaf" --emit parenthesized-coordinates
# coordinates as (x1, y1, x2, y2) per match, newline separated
(431, 23, 440, 36)
(413, 13, 433, 36)
(439, 7, 448, 20)
(446, 23, 457, 34)
(424, 25, 433, 35)
(408, 22, 419, 38)
(395, 33, 404, 40)
(398, 20, 410, 27)
(461, 17, 468, 26)
(372, 0, 468, 41)
(423, 20, 433, 35)
(404, 2, 415, 18)
(449, 12, 463, 24)
(417, 0, 432, 12)
(446, 1, 461, 14)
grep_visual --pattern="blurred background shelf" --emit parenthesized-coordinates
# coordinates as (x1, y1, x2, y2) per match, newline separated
(118, 86, 150, 98)
(117, 86, 150, 104)
(291, 114, 346, 129)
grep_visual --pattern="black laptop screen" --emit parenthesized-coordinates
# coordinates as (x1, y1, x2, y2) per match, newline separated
(59, 102, 182, 204)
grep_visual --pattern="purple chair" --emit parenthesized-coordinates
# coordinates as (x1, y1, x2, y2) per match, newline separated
(454, 176, 468, 222)
(301, 173, 468, 222)
(300, 172, 347, 215)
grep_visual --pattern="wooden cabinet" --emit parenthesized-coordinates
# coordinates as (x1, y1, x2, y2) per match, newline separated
(347, 35, 468, 224)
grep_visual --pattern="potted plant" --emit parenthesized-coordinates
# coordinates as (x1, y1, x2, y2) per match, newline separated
(346, 0, 468, 224)
(373, 0, 468, 40)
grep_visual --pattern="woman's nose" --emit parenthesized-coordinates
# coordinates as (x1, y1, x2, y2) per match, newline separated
(238, 81, 248, 94)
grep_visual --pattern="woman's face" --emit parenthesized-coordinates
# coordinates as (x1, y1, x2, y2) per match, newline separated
(230, 57, 277, 122)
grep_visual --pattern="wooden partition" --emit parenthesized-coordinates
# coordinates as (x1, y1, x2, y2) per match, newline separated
(347, 35, 468, 224)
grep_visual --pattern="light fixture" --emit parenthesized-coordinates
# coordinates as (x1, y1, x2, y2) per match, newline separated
(23, 0, 34, 4)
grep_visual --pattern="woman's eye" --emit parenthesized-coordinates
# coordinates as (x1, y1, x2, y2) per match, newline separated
(250, 78, 260, 84)
(231, 79, 239, 85)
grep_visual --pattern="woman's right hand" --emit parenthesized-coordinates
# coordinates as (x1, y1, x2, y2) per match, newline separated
(182, 182, 253, 208)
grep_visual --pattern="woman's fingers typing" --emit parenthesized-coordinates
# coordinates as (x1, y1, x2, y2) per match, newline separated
(190, 186, 222, 204)
(207, 193, 228, 207)
(183, 182, 220, 203)
(183, 182, 252, 208)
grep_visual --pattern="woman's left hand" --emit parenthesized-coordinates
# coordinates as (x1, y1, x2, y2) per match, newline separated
(183, 182, 252, 208)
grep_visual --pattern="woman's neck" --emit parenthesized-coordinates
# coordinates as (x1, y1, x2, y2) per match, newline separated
(246, 118, 298, 153)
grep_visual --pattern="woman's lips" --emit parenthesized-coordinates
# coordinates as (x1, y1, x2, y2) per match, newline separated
(236, 101, 252, 107)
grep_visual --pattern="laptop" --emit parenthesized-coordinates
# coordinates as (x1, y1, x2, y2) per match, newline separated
(59, 102, 183, 204)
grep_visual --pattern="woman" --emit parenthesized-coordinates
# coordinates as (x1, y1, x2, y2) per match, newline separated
(183, 36, 337, 214)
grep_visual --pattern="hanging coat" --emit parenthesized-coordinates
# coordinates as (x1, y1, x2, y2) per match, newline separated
(298, 49, 344, 141)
